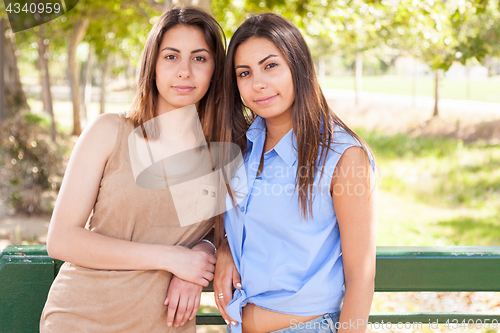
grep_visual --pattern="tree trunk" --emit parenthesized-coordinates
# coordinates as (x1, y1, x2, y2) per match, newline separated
(100, 54, 109, 115)
(354, 52, 362, 107)
(81, 44, 93, 127)
(2, 22, 29, 118)
(68, 19, 90, 136)
(37, 27, 56, 141)
(0, 18, 5, 124)
(433, 69, 439, 118)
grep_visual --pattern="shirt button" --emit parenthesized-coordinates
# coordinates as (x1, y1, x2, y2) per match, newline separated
(240, 206, 245, 213)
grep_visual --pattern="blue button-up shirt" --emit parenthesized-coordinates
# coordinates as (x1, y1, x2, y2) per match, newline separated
(225, 117, 373, 332)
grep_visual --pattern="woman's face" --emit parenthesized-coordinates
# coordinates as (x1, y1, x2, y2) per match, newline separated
(234, 37, 295, 124)
(155, 25, 215, 113)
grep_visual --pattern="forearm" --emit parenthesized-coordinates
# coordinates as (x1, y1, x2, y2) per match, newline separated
(47, 224, 175, 271)
(338, 278, 375, 333)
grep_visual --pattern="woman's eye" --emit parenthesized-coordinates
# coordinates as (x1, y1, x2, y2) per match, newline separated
(238, 71, 250, 78)
(193, 56, 206, 62)
(265, 62, 278, 69)
(165, 54, 177, 60)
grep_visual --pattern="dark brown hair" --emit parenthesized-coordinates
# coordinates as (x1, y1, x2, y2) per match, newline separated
(218, 13, 375, 219)
(127, 7, 226, 143)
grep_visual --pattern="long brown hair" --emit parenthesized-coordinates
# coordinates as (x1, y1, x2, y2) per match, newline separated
(218, 13, 375, 219)
(127, 7, 226, 143)
(127, 7, 227, 246)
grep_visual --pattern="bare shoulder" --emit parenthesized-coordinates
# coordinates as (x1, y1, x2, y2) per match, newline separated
(88, 113, 121, 136)
(73, 113, 121, 162)
(335, 146, 367, 173)
(331, 146, 372, 190)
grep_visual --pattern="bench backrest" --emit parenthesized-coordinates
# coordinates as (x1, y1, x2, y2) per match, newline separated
(1, 245, 500, 331)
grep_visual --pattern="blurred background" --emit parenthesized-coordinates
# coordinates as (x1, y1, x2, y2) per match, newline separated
(0, 0, 499, 329)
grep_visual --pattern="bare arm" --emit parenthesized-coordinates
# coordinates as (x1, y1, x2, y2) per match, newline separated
(331, 147, 377, 333)
(46, 114, 215, 285)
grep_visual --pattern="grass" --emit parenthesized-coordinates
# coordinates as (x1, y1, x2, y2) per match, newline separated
(23, 95, 500, 247)
(321, 75, 500, 104)
(360, 128, 500, 246)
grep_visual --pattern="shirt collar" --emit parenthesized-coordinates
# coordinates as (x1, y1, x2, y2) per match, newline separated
(246, 116, 266, 143)
(246, 116, 298, 167)
(273, 128, 298, 167)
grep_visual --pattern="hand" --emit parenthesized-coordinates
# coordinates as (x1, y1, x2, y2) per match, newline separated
(165, 275, 203, 327)
(167, 246, 216, 286)
(213, 239, 241, 325)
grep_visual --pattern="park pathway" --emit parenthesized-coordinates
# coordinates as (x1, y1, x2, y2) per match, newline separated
(323, 88, 500, 116)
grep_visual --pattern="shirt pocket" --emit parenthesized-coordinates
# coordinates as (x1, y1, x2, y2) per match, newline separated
(169, 169, 222, 227)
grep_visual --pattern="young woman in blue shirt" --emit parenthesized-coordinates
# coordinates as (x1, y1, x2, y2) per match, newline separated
(212, 13, 378, 333)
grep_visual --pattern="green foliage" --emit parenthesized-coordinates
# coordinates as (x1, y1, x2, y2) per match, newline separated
(0, 112, 63, 214)
(361, 128, 500, 246)
(80, 1, 157, 65)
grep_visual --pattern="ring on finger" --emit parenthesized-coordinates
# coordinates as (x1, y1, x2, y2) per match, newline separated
(217, 293, 224, 299)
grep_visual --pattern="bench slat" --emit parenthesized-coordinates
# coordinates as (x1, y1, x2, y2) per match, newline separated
(375, 246, 500, 291)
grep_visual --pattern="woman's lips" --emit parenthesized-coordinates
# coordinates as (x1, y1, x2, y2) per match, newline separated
(254, 94, 278, 106)
(173, 85, 194, 93)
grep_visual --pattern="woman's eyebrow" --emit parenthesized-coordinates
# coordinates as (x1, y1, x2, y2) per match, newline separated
(191, 48, 210, 54)
(160, 46, 180, 53)
(235, 64, 250, 70)
(258, 54, 278, 65)
(235, 54, 279, 70)
(159, 47, 210, 54)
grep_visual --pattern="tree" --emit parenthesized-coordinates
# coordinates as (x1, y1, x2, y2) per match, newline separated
(37, 25, 57, 140)
(213, 0, 393, 106)
(0, 15, 30, 120)
(67, 18, 90, 135)
(57, 0, 159, 135)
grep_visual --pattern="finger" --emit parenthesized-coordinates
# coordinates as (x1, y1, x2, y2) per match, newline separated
(222, 276, 237, 324)
(180, 295, 194, 325)
(173, 294, 189, 327)
(199, 277, 209, 287)
(215, 281, 235, 325)
(166, 293, 179, 327)
(190, 292, 201, 321)
(233, 269, 242, 290)
(203, 271, 214, 282)
(207, 254, 217, 264)
(206, 262, 216, 274)
(218, 293, 234, 325)
(214, 290, 230, 326)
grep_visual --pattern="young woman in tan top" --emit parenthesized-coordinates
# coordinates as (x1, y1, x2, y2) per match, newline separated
(40, 7, 226, 333)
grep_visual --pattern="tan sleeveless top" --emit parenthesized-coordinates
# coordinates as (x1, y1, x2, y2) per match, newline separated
(40, 114, 214, 333)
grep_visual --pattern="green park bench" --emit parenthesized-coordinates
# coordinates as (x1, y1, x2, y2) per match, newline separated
(1, 245, 500, 332)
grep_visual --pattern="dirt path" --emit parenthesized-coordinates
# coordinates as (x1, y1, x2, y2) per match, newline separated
(327, 89, 500, 143)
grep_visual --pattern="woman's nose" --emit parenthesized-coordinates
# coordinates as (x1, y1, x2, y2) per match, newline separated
(252, 73, 266, 91)
(177, 60, 191, 79)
